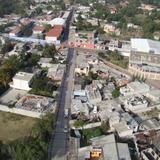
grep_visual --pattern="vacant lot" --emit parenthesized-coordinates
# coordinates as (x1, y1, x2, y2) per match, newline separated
(0, 111, 37, 143)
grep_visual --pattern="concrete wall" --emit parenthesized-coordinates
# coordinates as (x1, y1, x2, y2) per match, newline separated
(129, 65, 160, 80)
(71, 121, 101, 129)
(0, 104, 43, 118)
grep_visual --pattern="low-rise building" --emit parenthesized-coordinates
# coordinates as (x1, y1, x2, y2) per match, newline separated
(120, 81, 150, 96)
(38, 58, 53, 68)
(47, 64, 65, 81)
(32, 25, 45, 34)
(79, 134, 131, 160)
(124, 95, 148, 112)
(19, 18, 34, 28)
(86, 18, 98, 26)
(141, 147, 160, 160)
(103, 24, 116, 33)
(113, 121, 134, 138)
(145, 90, 160, 102)
(87, 54, 99, 65)
(71, 99, 89, 116)
(86, 84, 102, 105)
(74, 31, 96, 49)
(139, 118, 160, 131)
(10, 72, 35, 91)
(75, 63, 89, 76)
(111, 112, 139, 137)
(13, 94, 56, 117)
(129, 38, 160, 80)
(75, 55, 90, 76)
(102, 83, 115, 100)
(45, 25, 63, 42)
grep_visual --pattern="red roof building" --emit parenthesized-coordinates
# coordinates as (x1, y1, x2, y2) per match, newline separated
(45, 25, 63, 41)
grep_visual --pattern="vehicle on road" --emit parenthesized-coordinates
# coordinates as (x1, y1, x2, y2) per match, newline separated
(64, 108, 69, 118)
(63, 126, 68, 133)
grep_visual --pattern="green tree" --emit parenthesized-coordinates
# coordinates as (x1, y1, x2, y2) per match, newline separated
(0, 68, 11, 87)
(112, 87, 120, 98)
(3, 55, 23, 74)
(43, 45, 57, 61)
(21, 25, 33, 37)
(44, 24, 52, 32)
(74, 120, 85, 128)
(0, 41, 14, 54)
(100, 120, 110, 133)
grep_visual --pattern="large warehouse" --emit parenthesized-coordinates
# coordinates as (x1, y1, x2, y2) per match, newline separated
(129, 38, 160, 80)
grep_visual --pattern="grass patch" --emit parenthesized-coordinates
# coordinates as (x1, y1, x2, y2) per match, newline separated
(74, 119, 100, 128)
(0, 111, 37, 143)
(98, 51, 129, 69)
(29, 89, 53, 97)
(82, 127, 103, 140)
(111, 58, 129, 69)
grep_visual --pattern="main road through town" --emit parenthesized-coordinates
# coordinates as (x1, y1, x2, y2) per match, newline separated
(48, 4, 76, 160)
(48, 48, 76, 160)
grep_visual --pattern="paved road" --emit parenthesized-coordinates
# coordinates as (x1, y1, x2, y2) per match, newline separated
(48, 4, 77, 160)
(48, 48, 76, 160)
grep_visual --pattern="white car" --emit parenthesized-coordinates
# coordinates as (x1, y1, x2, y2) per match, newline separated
(63, 126, 68, 133)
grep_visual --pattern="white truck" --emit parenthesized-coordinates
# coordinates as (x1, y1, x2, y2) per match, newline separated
(64, 108, 69, 118)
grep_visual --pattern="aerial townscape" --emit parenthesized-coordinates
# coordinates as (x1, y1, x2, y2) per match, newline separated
(0, 0, 160, 160)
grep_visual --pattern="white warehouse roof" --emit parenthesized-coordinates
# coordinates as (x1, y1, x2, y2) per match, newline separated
(49, 18, 65, 26)
(131, 38, 160, 54)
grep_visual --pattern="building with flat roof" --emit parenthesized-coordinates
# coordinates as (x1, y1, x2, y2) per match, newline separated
(10, 72, 35, 91)
(71, 99, 89, 116)
(75, 54, 90, 76)
(139, 118, 160, 131)
(38, 58, 53, 68)
(124, 95, 148, 112)
(120, 81, 150, 97)
(79, 134, 131, 160)
(47, 64, 65, 81)
(103, 23, 116, 33)
(86, 84, 102, 105)
(145, 89, 160, 102)
(129, 38, 160, 80)
(141, 147, 160, 160)
(69, 30, 96, 49)
(32, 25, 45, 34)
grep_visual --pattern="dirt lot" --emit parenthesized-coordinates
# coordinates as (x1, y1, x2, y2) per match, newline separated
(0, 111, 37, 143)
